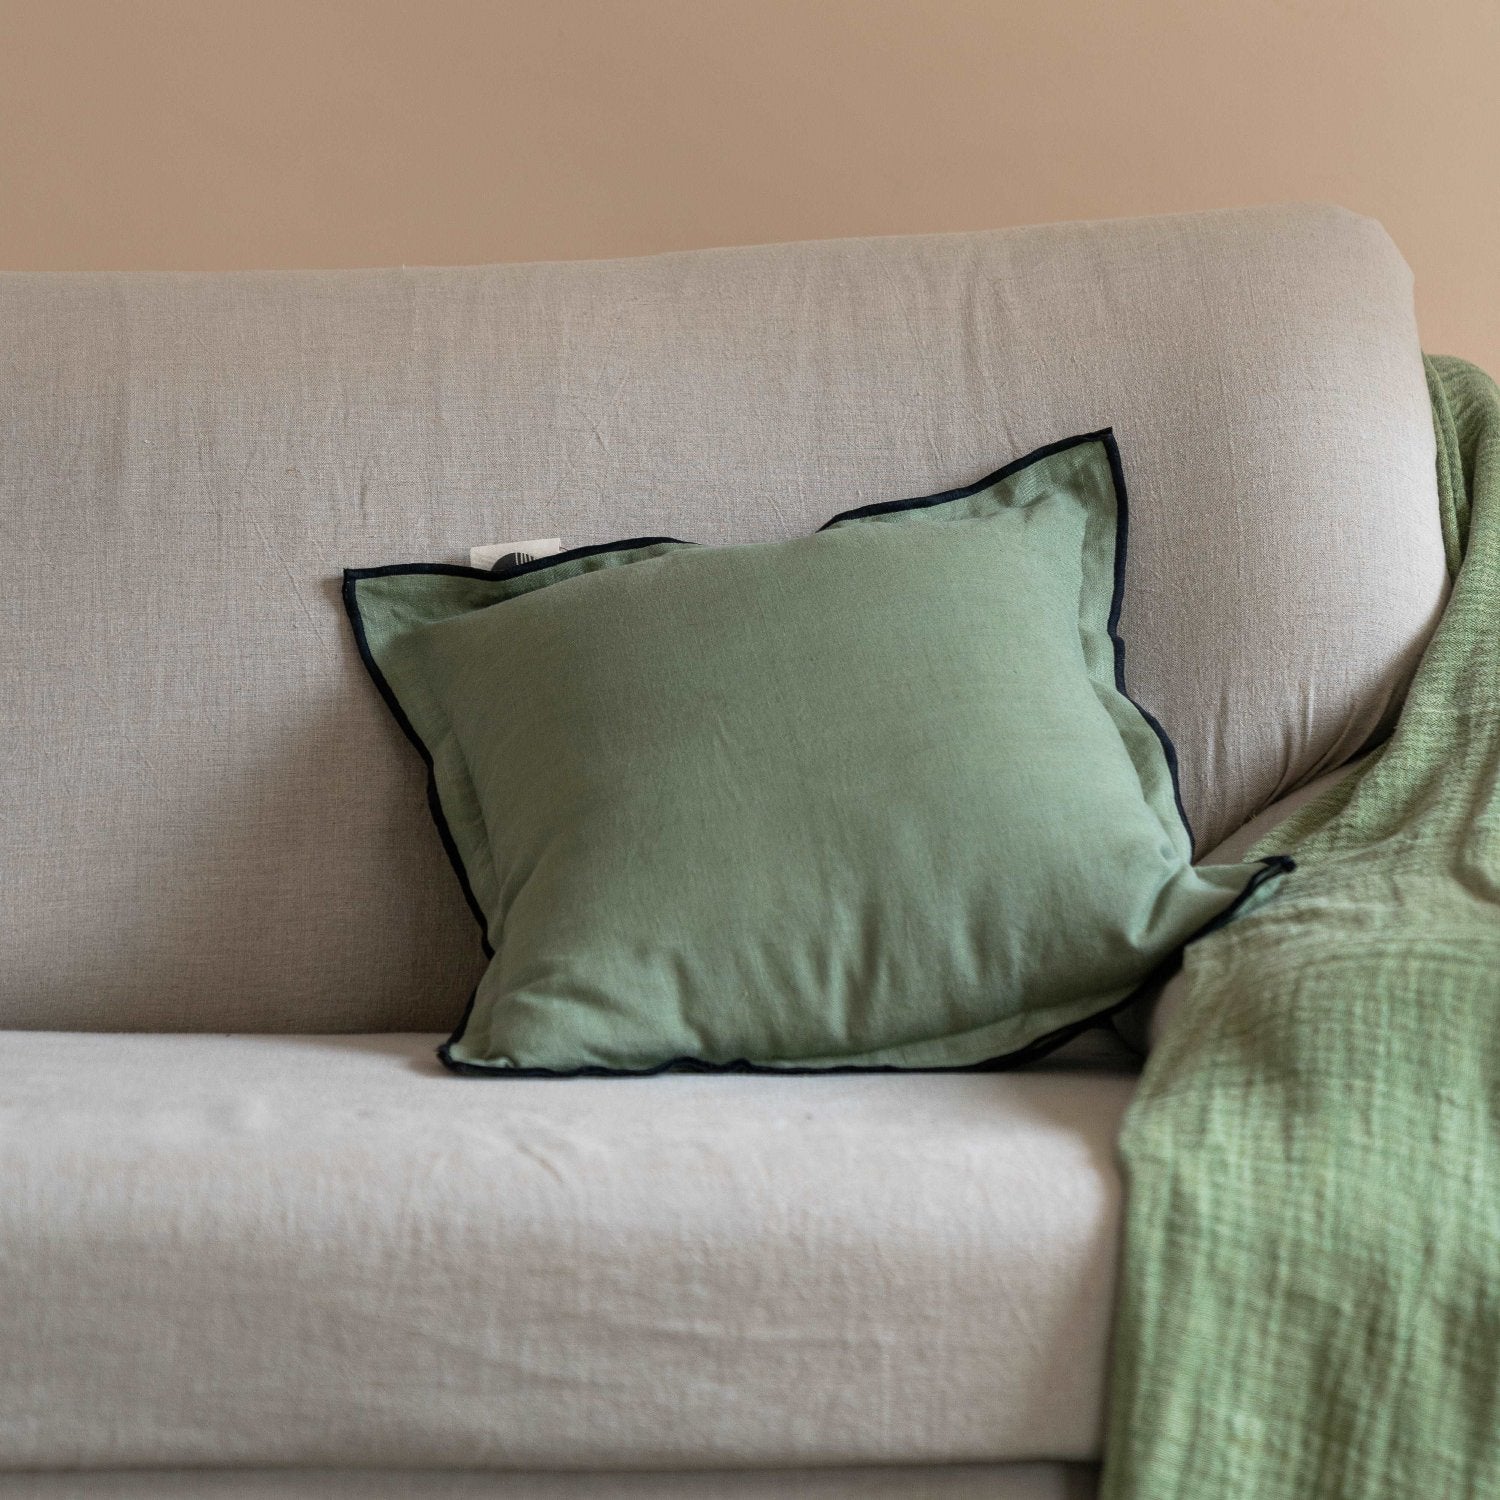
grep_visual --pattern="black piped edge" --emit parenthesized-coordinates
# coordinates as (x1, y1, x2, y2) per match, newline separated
(342, 571, 496, 955)
(825, 428, 1195, 849)
(817, 426, 1114, 529)
(1098, 430, 1195, 848)
(340, 430, 1233, 1078)
(342, 535, 692, 957)
(436, 855, 1295, 1077)
(347, 535, 691, 588)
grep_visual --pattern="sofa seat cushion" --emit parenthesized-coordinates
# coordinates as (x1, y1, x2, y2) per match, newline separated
(0, 1463, 1101, 1499)
(0, 1032, 1132, 1471)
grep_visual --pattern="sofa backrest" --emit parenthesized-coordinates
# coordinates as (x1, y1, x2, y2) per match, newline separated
(0, 204, 1446, 1033)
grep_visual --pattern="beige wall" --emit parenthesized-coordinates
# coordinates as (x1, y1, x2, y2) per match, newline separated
(3, 0, 1497, 370)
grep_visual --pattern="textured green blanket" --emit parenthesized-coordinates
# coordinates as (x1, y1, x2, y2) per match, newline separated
(1101, 356, 1500, 1499)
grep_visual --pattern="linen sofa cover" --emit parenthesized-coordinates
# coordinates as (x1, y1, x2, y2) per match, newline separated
(0, 775, 1317, 1479)
(0, 1031, 1130, 1473)
(0, 203, 1445, 1033)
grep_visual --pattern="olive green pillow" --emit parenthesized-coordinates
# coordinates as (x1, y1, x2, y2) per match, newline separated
(344, 430, 1288, 1075)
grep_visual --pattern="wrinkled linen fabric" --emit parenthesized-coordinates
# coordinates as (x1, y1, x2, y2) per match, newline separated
(0, 206, 1445, 1033)
(1101, 356, 1500, 1498)
(0, 1032, 1130, 1471)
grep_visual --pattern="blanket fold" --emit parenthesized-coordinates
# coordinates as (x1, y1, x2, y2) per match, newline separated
(1101, 356, 1500, 1499)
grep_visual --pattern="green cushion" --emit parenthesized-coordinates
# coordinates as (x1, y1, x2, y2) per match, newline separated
(344, 431, 1288, 1075)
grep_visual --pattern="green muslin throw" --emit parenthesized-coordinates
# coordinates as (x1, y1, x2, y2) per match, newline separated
(1102, 356, 1500, 1497)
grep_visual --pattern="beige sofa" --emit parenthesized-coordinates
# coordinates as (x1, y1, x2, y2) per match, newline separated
(0, 204, 1447, 1497)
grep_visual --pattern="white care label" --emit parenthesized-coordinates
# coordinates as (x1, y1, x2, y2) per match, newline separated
(469, 538, 564, 572)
